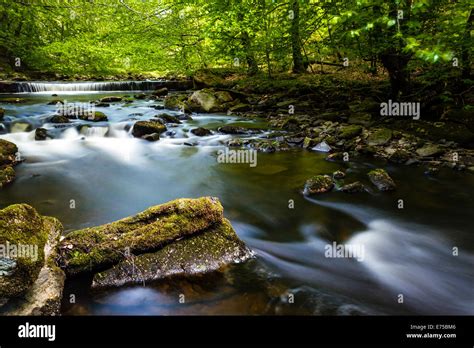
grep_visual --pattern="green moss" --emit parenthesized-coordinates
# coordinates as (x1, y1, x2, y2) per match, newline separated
(91, 218, 252, 289)
(0, 166, 15, 188)
(367, 128, 393, 146)
(59, 197, 225, 276)
(0, 204, 50, 298)
(338, 125, 362, 139)
(303, 175, 334, 196)
(0, 139, 18, 167)
(79, 111, 108, 122)
(132, 120, 167, 138)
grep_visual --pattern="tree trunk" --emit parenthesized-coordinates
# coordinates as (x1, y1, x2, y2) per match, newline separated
(290, 0, 305, 73)
(241, 31, 259, 75)
(462, 9, 473, 78)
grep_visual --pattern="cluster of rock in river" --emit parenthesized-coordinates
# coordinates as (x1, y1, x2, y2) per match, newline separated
(0, 197, 253, 315)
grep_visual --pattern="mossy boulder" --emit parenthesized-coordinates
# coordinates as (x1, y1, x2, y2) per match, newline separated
(338, 125, 362, 139)
(416, 144, 443, 157)
(367, 128, 392, 146)
(152, 87, 168, 96)
(132, 120, 167, 140)
(78, 111, 108, 122)
(0, 166, 15, 188)
(49, 115, 70, 124)
(367, 169, 396, 191)
(2, 217, 65, 316)
(191, 127, 212, 136)
(0, 204, 50, 299)
(58, 197, 228, 276)
(303, 175, 334, 196)
(99, 96, 122, 103)
(188, 89, 232, 112)
(164, 94, 190, 113)
(218, 125, 247, 134)
(0, 139, 18, 167)
(157, 113, 181, 124)
(91, 218, 252, 289)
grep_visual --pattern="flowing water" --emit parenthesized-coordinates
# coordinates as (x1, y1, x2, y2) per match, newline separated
(1, 84, 473, 315)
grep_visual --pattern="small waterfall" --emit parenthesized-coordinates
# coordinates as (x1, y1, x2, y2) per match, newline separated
(15, 81, 168, 93)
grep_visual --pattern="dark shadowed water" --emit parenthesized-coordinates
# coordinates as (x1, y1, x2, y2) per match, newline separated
(1, 87, 473, 315)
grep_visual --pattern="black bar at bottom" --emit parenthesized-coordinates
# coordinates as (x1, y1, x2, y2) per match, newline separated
(0, 316, 472, 346)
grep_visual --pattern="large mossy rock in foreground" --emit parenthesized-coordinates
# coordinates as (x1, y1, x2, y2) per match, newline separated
(92, 218, 251, 289)
(58, 197, 252, 279)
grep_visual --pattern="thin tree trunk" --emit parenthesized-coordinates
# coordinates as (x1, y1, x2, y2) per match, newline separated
(290, 0, 305, 73)
(462, 9, 473, 78)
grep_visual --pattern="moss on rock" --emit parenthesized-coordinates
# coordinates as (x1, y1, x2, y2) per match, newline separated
(0, 139, 18, 167)
(0, 166, 15, 188)
(0, 204, 49, 298)
(367, 169, 396, 191)
(303, 175, 334, 196)
(59, 197, 226, 276)
(132, 120, 167, 139)
(91, 218, 253, 289)
(338, 125, 362, 139)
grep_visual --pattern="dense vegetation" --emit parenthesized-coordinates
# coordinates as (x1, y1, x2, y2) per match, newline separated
(0, 0, 472, 93)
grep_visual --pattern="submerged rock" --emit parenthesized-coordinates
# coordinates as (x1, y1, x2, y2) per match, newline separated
(91, 218, 251, 289)
(340, 181, 366, 193)
(132, 120, 167, 139)
(49, 115, 70, 124)
(303, 175, 334, 196)
(367, 169, 396, 191)
(58, 197, 243, 276)
(191, 127, 212, 136)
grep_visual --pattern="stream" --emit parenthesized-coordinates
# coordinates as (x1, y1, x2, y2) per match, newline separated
(1, 82, 473, 315)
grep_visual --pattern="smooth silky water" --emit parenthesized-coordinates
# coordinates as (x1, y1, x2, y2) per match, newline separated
(1, 84, 473, 315)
